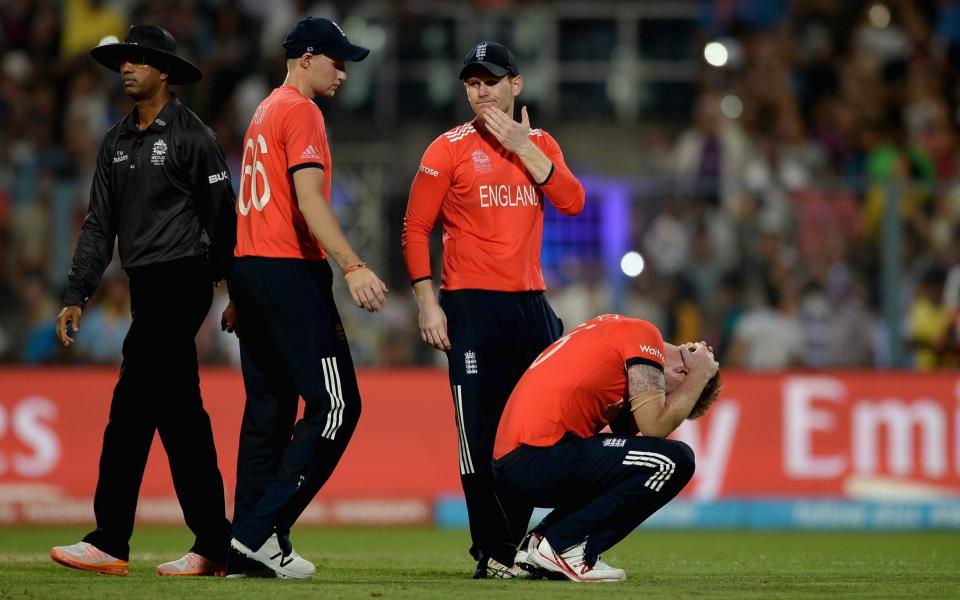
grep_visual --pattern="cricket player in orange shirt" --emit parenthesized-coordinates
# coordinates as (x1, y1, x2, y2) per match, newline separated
(223, 17, 387, 579)
(493, 314, 721, 582)
(402, 41, 586, 578)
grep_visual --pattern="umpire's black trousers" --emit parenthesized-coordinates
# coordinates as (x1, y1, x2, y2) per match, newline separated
(83, 256, 230, 562)
(440, 290, 563, 568)
(231, 258, 361, 551)
(493, 433, 695, 566)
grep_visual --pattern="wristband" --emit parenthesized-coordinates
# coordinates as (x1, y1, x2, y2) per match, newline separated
(536, 163, 555, 186)
(629, 390, 665, 413)
(343, 262, 367, 277)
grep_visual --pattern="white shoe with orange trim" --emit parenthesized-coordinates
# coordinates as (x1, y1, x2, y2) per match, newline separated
(528, 537, 626, 582)
(50, 542, 129, 576)
(156, 552, 226, 576)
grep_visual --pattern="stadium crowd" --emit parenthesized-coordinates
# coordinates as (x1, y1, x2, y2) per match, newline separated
(0, 0, 958, 369)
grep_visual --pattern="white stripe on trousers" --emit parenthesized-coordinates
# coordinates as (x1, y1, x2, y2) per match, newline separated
(622, 450, 676, 492)
(321, 357, 345, 440)
(624, 451, 675, 491)
(452, 385, 475, 475)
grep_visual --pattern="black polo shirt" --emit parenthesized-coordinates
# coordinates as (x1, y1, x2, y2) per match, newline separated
(65, 96, 236, 307)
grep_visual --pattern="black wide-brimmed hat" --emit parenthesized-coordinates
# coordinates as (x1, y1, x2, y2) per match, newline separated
(90, 25, 201, 85)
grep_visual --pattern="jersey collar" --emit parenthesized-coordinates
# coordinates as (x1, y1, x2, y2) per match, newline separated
(123, 95, 180, 136)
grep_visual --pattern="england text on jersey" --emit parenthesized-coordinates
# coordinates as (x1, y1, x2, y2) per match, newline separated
(402, 121, 585, 292)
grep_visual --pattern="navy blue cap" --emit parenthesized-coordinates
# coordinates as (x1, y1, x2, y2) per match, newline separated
(458, 41, 519, 79)
(283, 17, 369, 61)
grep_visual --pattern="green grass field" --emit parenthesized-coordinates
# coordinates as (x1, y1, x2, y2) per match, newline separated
(0, 526, 957, 599)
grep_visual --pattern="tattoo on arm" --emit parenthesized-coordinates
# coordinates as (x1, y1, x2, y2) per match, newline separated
(628, 364, 664, 396)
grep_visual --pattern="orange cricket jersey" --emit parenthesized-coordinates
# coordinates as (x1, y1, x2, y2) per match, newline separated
(493, 314, 666, 459)
(235, 85, 332, 260)
(401, 120, 585, 291)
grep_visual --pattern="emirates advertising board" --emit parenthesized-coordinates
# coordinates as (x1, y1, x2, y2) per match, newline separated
(1, 369, 958, 529)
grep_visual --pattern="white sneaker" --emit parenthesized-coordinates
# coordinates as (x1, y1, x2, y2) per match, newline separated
(514, 532, 543, 574)
(156, 552, 225, 576)
(50, 541, 128, 576)
(529, 537, 626, 582)
(264, 534, 315, 578)
(486, 556, 532, 579)
(230, 534, 315, 579)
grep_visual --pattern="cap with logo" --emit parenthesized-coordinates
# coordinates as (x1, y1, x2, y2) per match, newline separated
(90, 25, 201, 85)
(458, 41, 519, 80)
(283, 17, 370, 61)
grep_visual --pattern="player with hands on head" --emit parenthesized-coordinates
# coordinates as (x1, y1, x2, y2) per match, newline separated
(402, 41, 586, 579)
(493, 314, 721, 583)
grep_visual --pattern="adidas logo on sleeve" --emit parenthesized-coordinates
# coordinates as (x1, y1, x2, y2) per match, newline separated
(301, 145, 321, 160)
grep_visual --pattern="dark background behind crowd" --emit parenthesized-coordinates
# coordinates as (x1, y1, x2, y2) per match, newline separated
(1, 0, 958, 370)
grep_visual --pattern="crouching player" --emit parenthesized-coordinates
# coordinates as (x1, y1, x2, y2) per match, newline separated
(492, 314, 720, 582)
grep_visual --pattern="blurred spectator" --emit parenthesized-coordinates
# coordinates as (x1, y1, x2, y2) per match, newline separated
(672, 92, 751, 216)
(1, 1, 959, 370)
(73, 275, 131, 364)
(643, 199, 692, 276)
(907, 267, 953, 369)
(822, 275, 876, 368)
(61, 0, 126, 61)
(12, 270, 59, 363)
(727, 280, 805, 370)
(550, 256, 613, 329)
(622, 272, 670, 335)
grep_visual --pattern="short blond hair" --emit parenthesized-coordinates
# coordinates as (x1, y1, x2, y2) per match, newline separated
(688, 371, 721, 420)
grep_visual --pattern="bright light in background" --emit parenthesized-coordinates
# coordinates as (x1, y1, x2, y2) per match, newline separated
(703, 41, 729, 67)
(343, 16, 387, 52)
(620, 251, 645, 277)
(868, 3, 891, 29)
(720, 94, 743, 119)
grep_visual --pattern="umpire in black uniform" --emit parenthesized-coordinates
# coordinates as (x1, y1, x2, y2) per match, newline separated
(50, 26, 235, 577)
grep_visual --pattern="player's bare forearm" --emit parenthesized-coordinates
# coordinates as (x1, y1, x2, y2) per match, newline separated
(293, 168, 362, 271)
(298, 196, 362, 269)
(658, 385, 706, 436)
(513, 143, 553, 184)
(412, 279, 439, 307)
(628, 359, 712, 438)
(412, 279, 449, 350)
(628, 365, 672, 438)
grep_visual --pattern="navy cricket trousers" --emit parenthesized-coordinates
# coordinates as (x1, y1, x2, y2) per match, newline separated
(231, 258, 361, 550)
(440, 290, 563, 567)
(493, 433, 695, 566)
(83, 256, 230, 562)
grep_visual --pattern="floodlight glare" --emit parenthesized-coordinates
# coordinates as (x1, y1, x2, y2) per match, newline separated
(704, 42, 729, 67)
(620, 251, 645, 277)
(721, 94, 743, 119)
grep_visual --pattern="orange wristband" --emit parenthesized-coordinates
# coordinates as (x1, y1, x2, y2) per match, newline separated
(343, 262, 367, 277)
